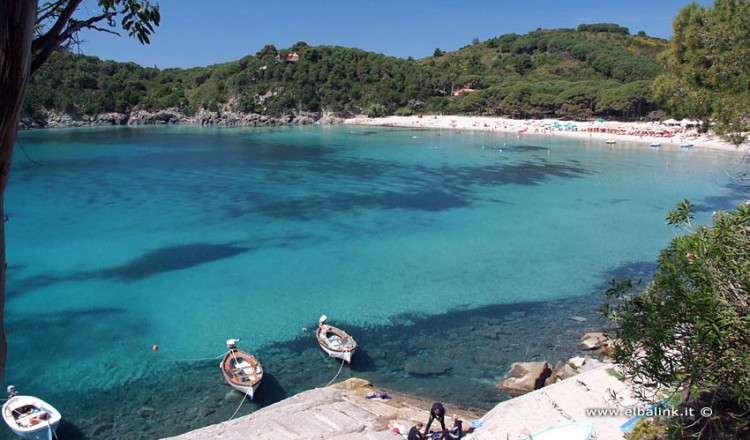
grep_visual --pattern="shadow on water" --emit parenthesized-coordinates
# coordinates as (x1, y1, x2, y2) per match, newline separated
(252, 159, 589, 221)
(695, 182, 748, 213)
(498, 145, 551, 153)
(595, 260, 658, 290)
(8, 243, 249, 297)
(56, 419, 91, 440)
(96, 243, 248, 281)
(347, 349, 378, 373)
(251, 372, 288, 404)
(5, 255, 658, 440)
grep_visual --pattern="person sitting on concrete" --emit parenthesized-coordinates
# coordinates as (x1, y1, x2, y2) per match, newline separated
(408, 421, 425, 440)
(423, 402, 446, 435)
(440, 415, 463, 439)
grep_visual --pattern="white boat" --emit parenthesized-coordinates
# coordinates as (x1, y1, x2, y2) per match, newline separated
(220, 339, 263, 399)
(316, 315, 357, 364)
(517, 423, 593, 440)
(680, 141, 694, 148)
(605, 140, 616, 144)
(650, 142, 661, 148)
(2, 387, 61, 440)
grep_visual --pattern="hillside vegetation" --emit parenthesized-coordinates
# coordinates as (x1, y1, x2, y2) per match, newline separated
(24, 23, 667, 122)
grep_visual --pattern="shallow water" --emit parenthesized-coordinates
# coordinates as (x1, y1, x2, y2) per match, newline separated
(3, 125, 744, 438)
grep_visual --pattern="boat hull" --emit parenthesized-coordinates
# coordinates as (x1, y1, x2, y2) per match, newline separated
(2, 396, 61, 440)
(517, 423, 593, 440)
(221, 349, 263, 399)
(227, 381, 261, 399)
(320, 345, 355, 363)
(317, 324, 357, 364)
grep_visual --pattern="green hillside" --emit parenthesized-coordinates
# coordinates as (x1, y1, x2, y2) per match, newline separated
(23, 23, 668, 122)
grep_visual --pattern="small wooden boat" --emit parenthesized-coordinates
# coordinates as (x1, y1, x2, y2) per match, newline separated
(220, 339, 263, 399)
(316, 315, 357, 364)
(517, 423, 594, 440)
(2, 387, 61, 440)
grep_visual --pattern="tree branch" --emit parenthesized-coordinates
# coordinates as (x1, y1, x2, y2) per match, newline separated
(30, 0, 83, 74)
(35, 0, 70, 27)
(31, 0, 81, 54)
(31, 9, 117, 75)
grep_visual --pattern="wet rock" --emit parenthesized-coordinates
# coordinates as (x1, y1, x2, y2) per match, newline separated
(404, 354, 453, 376)
(579, 356, 605, 372)
(91, 112, 128, 125)
(497, 361, 552, 396)
(91, 422, 113, 436)
(476, 325, 504, 339)
(568, 356, 586, 369)
(577, 331, 610, 351)
(545, 360, 579, 386)
(333, 378, 371, 390)
(367, 348, 388, 360)
(24, 108, 327, 129)
(139, 406, 155, 418)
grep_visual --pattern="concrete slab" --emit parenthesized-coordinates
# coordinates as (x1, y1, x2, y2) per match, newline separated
(165, 364, 639, 440)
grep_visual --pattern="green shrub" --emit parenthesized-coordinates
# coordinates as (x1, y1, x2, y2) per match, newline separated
(625, 419, 667, 440)
(365, 103, 387, 118)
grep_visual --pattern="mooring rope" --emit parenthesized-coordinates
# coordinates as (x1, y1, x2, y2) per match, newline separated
(326, 357, 347, 387)
(228, 391, 249, 421)
(173, 351, 228, 363)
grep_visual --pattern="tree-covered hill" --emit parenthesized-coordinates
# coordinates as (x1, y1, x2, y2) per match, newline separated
(23, 23, 668, 123)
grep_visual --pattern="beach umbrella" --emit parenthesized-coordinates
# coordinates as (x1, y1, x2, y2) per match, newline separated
(662, 118, 679, 126)
(597, 118, 606, 123)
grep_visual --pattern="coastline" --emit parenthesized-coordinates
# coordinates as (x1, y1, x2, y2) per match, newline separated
(14, 117, 733, 439)
(22, 109, 748, 155)
(342, 114, 747, 153)
(166, 365, 637, 440)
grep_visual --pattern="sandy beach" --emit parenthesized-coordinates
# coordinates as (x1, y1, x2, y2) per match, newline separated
(343, 115, 747, 153)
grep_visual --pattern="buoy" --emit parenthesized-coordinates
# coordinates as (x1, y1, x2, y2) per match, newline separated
(152, 344, 159, 352)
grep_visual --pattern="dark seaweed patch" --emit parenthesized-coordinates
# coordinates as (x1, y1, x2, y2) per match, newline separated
(95, 243, 248, 281)
(8, 243, 249, 295)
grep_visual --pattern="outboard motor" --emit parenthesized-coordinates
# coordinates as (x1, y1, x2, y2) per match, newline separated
(319, 315, 328, 325)
(6, 385, 16, 398)
(226, 339, 240, 350)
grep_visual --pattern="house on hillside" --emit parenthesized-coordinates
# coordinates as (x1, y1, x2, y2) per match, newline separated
(285, 52, 300, 63)
(453, 88, 475, 96)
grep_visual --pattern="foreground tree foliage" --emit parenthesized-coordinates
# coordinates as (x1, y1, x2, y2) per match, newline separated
(653, 0, 750, 146)
(604, 201, 750, 438)
(0, 0, 159, 385)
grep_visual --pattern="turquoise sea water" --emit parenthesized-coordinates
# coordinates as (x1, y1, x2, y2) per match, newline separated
(4, 125, 745, 438)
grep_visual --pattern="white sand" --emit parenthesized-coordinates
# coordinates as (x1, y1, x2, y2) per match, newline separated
(343, 115, 748, 153)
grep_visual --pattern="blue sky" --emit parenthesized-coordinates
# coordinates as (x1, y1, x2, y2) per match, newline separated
(74, 0, 713, 69)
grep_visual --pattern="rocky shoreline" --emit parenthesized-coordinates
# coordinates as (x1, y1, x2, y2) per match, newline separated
(19, 108, 343, 129)
(497, 331, 612, 397)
